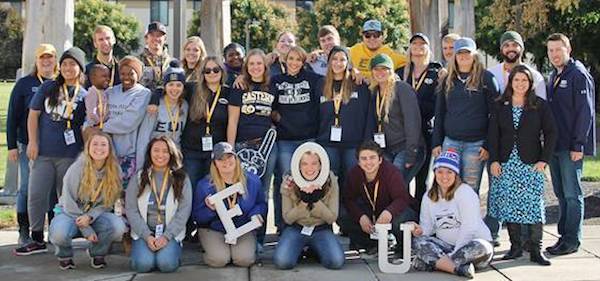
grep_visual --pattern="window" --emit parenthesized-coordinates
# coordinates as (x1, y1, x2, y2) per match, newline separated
(192, 0, 202, 10)
(448, 0, 455, 29)
(151, 0, 169, 25)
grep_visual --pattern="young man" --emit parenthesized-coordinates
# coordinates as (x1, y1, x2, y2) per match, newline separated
(307, 25, 342, 76)
(545, 33, 596, 256)
(349, 19, 407, 78)
(340, 140, 417, 254)
(139, 21, 171, 92)
(85, 25, 120, 89)
(488, 31, 546, 99)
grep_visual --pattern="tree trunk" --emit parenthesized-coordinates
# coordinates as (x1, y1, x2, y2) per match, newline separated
(454, 0, 475, 38)
(201, 0, 231, 57)
(21, 0, 74, 74)
(409, 0, 445, 61)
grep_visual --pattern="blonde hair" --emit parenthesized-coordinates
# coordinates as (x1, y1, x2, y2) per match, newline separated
(181, 36, 207, 75)
(283, 46, 307, 64)
(427, 171, 462, 202)
(209, 156, 247, 193)
(403, 41, 432, 81)
(323, 49, 353, 103)
(93, 25, 115, 41)
(368, 69, 397, 123)
(78, 132, 122, 208)
(443, 51, 484, 94)
(189, 56, 227, 122)
(274, 31, 296, 54)
(240, 49, 270, 91)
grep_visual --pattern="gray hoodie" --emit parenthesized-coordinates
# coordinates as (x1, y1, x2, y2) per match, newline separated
(136, 96, 188, 168)
(102, 84, 151, 158)
(57, 155, 122, 238)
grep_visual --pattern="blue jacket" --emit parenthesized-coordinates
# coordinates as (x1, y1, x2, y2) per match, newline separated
(192, 171, 267, 233)
(547, 58, 596, 155)
(6, 75, 47, 149)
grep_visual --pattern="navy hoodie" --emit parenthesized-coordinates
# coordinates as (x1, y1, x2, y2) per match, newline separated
(271, 69, 323, 140)
(317, 81, 371, 148)
(6, 75, 48, 149)
(229, 82, 275, 142)
(547, 58, 596, 155)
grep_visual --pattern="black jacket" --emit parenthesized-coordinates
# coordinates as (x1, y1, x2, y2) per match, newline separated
(488, 97, 557, 164)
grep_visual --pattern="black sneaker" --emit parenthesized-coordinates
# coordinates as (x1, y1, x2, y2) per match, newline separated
(59, 258, 76, 270)
(90, 256, 106, 269)
(13, 242, 48, 256)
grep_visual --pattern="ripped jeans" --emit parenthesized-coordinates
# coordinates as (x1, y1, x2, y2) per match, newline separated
(441, 137, 486, 194)
(412, 236, 493, 271)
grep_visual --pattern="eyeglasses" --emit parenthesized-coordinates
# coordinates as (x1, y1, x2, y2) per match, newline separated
(363, 32, 382, 39)
(203, 67, 221, 74)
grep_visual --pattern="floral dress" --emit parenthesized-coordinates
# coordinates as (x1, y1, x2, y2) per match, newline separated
(488, 106, 545, 224)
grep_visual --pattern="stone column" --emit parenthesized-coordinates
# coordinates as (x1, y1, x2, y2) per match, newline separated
(409, 0, 444, 61)
(200, 0, 231, 57)
(172, 0, 186, 58)
(454, 0, 475, 38)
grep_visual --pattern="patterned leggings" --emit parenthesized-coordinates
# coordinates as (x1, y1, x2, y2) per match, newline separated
(412, 236, 494, 271)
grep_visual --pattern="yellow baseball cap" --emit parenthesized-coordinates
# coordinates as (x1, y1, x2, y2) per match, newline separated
(35, 44, 57, 59)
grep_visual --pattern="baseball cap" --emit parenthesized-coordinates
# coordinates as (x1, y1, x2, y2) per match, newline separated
(363, 19, 382, 33)
(35, 44, 57, 59)
(410, 33, 430, 45)
(212, 142, 236, 160)
(146, 21, 167, 35)
(454, 37, 477, 53)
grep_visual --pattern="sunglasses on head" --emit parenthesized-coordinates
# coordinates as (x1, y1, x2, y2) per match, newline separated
(363, 32, 382, 39)
(203, 67, 221, 74)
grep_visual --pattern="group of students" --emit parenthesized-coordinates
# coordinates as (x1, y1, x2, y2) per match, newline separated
(6, 18, 595, 279)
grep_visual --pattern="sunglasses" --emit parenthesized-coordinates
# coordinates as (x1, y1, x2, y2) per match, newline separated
(363, 32, 382, 39)
(203, 67, 222, 74)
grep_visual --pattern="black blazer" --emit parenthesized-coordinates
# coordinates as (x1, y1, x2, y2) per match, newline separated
(488, 97, 557, 164)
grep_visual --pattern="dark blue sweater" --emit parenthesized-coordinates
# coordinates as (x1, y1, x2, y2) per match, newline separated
(317, 82, 371, 148)
(6, 75, 48, 149)
(547, 58, 596, 155)
(271, 69, 323, 140)
(432, 70, 500, 148)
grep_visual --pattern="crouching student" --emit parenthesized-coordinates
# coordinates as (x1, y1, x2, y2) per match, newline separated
(49, 132, 126, 270)
(410, 149, 493, 279)
(126, 136, 192, 273)
(193, 142, 267, 267)
(273, 142, 345, 270)
(339, 140, 417, 255)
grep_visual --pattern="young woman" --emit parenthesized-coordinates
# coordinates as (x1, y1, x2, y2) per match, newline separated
(410, 149, 494, 279)
(273, 142, 344, 270)
(14, 47, 88, 256)
(269, 31, 296, 77)
(181, 36, 207, 82)
(223, 43, 245, 87)
(271, 46, 323, 229)
(488, 65, 556, 265)
(102, 56, 151, 187)
(137, 60, 189, 167)
(317, 46, 370, 183)
(193, 142, 267, 267)
(126, 136, 192, 273)
(368, 53, 424, 183)
(432, 37, 500, 193)
(49, 132, 126, 270)
(396, 33, 446, 209)
(7, 43, 58, 246)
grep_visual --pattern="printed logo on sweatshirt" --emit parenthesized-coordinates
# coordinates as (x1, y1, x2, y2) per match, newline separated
(559, 80, 568, 88)
(155, 120, 184, 133)
(276, 81, 311, 104)
(434, 209, 461, 230)
(44, 98, 79, 122)
(241, 91, 274, 116)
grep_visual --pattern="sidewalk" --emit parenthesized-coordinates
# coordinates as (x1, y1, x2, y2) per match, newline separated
(1, 225, 600, 281)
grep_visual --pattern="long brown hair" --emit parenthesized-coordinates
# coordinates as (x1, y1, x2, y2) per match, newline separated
(78, 132, 121, 208)
(189, 56, 227, 122)
(47, 59, 86, 108)
(137, 136, 187, 201)
(443, 51, 484, 94)
(497, 64, 538, 110)
(428, 169, 462, 202)
(323, 48, 353, 104)
(240, 49, 270, 91)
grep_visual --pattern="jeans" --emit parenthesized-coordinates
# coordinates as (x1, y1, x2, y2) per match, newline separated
(49, 212, 126, 258)
(549, 150, 584, 246)
(16, 143, 30, 214)
(130, 238, 182, 273)
(442, 137, 486, 193)
(339, 207, 417, 250)
(385, 147, 426, 185)
(273, 224, 344, 270)
(183, 155, 211, 189)
(323, 146, 357, 183)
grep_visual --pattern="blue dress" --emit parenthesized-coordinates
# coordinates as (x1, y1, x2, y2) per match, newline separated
(488, 106, 545, 224)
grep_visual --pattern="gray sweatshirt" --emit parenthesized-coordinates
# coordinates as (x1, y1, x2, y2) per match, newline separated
(136, 97, 188, 168)
(57, 155, 122, 238)
(382, 80, 423, 163)
(102, 84, 151, 158)
(125, 170, 192, 241)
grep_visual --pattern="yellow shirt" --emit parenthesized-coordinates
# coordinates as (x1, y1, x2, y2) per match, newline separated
(349, 42, 407, 79)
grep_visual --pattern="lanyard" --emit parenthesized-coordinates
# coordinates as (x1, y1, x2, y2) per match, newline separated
(97, 55, 116, 87)
(97, 89, 106, 129)
(164, 98, 180, 138)
(62, 83, 81, 130)
(279, 61, 286, 74)
(553, 74, 562, 89)
(375, 90, 386, 132)
(362, 181, 379, 221)
(83, 182, 104, 212)
(146, 55, 169, 81)
(205, 86, 222, 135)
(412, 70, 427, 91)
(36, 74, 44, 84)
(333, 90, 343, 127)
(150, 169, 170, 224)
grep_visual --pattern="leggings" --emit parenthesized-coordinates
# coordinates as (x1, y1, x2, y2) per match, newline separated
(412, 236, 493, 271)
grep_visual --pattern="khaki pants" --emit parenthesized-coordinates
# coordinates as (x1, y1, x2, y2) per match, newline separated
(198, 228, 256, 267)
